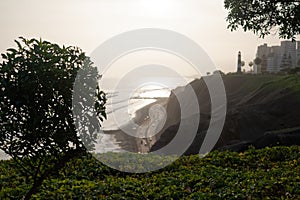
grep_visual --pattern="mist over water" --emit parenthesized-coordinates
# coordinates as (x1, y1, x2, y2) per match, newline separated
(100, 76, 194, 131)
(95, 75, 194, 153)
(103, 87, 170, 130)
(0, 77, 194, 159)
(92, 86, 171, 153)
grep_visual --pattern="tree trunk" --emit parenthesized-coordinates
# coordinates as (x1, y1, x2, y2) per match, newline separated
(23, 178, 44, 200)
(23, 149, 86, 199)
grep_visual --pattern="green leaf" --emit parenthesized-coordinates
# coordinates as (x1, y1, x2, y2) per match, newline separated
(7, 48, 17, 54)
(1, 53, 8, 60)
(14, 40, 22, 50)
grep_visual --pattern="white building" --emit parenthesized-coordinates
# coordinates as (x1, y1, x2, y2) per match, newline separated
(254, 41, 298, 74)
(280, 41, 297, 70)
(255, 44, 270, 73)
(267, 46, 280, 73)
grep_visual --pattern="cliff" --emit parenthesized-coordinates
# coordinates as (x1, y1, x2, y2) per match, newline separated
(150, 74, 300, 155)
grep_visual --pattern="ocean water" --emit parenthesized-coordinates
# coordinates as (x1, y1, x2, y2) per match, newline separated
(100, 76, 195, 130)
(0, 87, 171, 159)
(0, 75, 198, 159)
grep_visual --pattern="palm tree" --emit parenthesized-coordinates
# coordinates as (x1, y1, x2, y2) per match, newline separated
(249, 61, 254, 68)
(254, 57, 262, 65)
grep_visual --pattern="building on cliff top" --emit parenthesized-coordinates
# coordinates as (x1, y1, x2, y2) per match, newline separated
(254, 41, 300, 74)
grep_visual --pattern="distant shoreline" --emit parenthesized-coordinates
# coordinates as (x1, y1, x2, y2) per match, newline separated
(0, 98, 169, 159)
(103, 97, 169, 153)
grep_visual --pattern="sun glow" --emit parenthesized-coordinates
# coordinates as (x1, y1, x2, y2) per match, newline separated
(138, 0, 178, 17)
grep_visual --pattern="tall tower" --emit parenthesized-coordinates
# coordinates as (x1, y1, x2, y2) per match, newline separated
(237, 51, 242, 73)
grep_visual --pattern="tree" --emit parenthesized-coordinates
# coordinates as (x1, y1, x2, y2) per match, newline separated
(254, 57, 262, 65)
(224, 0, 300, 40)
(0, 37, 106, 199)
(241, 61, 245, 67)
(249, 61, 254, 67)
(287, 67, 300, 74)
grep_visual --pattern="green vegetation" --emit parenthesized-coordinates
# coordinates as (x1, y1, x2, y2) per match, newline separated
(0, 36, 299, 199)
(225, 74, 300, 95)
(224, 74, 282, 95)
(224, 0, 300, 40)
(271, 75, 300, 92)
(257, 75, 300, 100)
(0, 37, 106, 199)
(1, 146, 300, 199)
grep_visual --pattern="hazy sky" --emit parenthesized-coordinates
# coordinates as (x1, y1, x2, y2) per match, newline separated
(1, 0, 299, 73)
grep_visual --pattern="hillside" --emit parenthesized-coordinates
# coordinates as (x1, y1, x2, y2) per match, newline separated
(150, 74, 300, 154)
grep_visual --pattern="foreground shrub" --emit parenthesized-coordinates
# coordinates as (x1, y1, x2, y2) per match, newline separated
(1, 146, 300, 199)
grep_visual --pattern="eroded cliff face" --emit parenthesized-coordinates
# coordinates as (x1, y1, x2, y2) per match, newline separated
(150, 75, 300, 155)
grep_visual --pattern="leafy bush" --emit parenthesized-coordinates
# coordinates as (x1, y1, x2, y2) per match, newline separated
(0, 37, 106, 199)
(1, 146, 300, 199)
